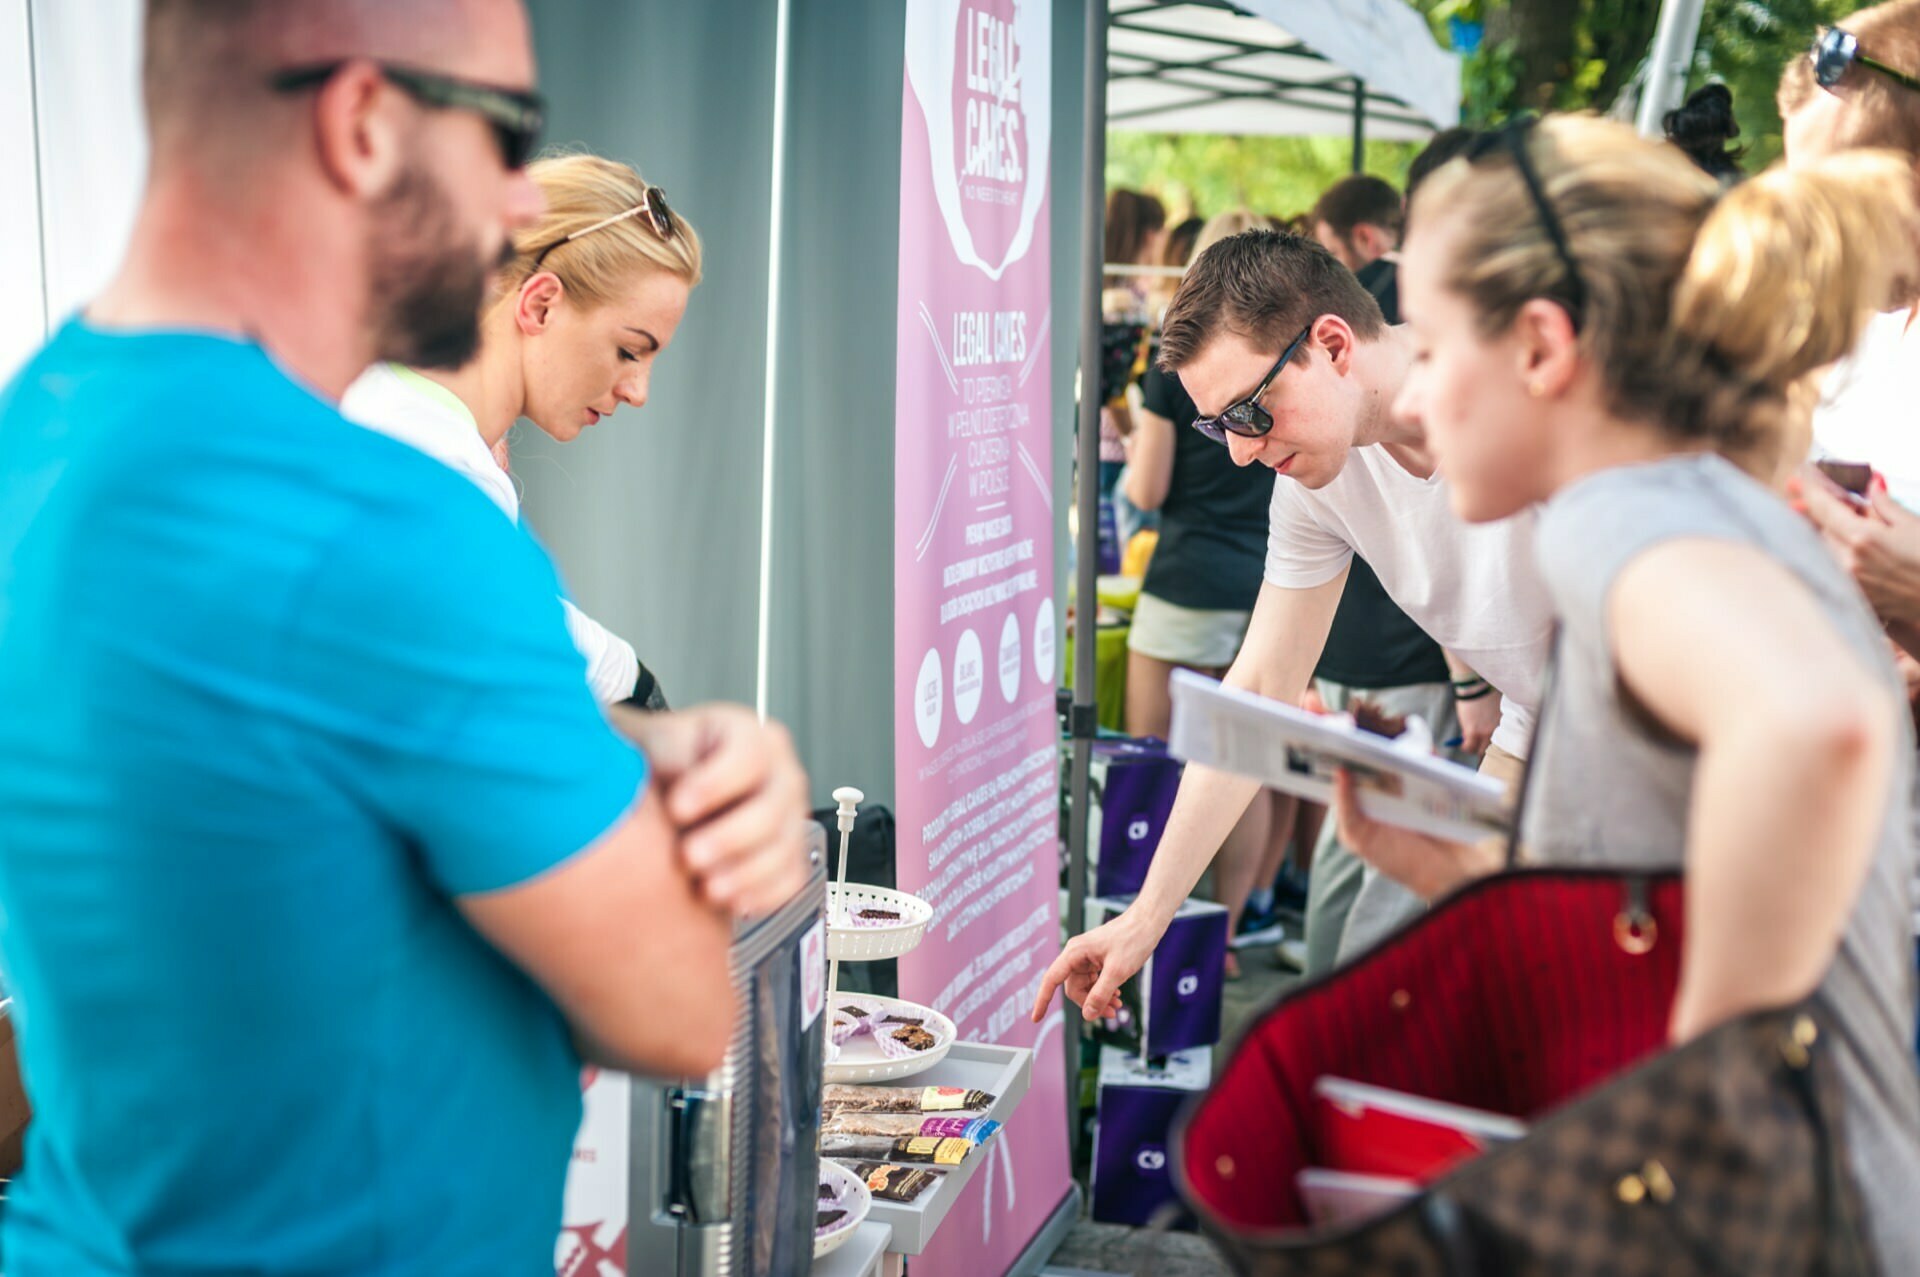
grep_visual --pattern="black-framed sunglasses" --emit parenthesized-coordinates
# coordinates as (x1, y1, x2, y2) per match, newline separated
(1811, 27, 1920, 96)
(531, 187, 678, 270)
(1190, 322, 1314, 445)
(270, 61, 546, 170)
(1465, 117, 1588, 333)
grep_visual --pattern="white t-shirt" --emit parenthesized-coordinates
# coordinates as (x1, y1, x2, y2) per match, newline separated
(1813, 309, 1920, 512)
(340, 364, 642, 704)
(1264, 443, 1554, 758)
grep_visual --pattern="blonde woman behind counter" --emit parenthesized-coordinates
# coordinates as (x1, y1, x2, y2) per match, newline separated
(345, 153, 697, 704)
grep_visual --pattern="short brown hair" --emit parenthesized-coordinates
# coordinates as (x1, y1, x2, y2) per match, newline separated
(1311, 175, 1404, 243)
(1158, 229, 1386, 371)
(1778, 0, 1920, 156)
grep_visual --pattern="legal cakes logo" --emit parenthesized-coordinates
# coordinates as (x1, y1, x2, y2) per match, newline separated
(952, 2, 1024, 208)
(906, 0, 1051, 280)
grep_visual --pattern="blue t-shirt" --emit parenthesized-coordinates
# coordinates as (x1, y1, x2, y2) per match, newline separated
(0, 322, 649, 1275)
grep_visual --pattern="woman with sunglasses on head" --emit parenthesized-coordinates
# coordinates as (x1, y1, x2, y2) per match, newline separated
(344, 153, 694, 705)
(1338, 113, 1920, 1257)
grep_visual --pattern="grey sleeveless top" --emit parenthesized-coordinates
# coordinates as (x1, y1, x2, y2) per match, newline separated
(1524, 453, 1920, 1265)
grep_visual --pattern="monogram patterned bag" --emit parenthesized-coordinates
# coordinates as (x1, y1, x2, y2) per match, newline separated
(1173, 867, 1874, 1276)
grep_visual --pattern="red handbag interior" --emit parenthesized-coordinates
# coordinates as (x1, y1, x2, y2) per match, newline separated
(1178, 870, 1685, 1232)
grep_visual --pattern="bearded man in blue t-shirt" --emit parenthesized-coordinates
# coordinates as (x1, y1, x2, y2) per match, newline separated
(0, 2, 810, 1273)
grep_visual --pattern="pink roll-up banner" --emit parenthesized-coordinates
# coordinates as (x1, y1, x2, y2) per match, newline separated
(894, 1, 1070, 1272)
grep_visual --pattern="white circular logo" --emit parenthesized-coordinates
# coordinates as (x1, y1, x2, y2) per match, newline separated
(915, 647, 944, 748)
(1135, 1147, 1167, 1173)
(903, 0, 1053, 282)
(1177, 973, 1200, 999)
(998, 611, 1022, 703)
(953, 628, 984, 725)
(1127, 818, 1150, 844)
(1033, 597, 1055, 681)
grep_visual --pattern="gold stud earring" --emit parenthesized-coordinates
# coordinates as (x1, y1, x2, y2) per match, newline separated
(1528, 382, 1546, 398)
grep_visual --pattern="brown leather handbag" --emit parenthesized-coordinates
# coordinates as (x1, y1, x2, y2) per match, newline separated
(1174, 866, 1875, 1276)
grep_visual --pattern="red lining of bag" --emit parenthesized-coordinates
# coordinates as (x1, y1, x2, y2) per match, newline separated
(1178, 869, 1685, 1231)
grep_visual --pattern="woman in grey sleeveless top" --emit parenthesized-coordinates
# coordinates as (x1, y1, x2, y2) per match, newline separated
(1331, 114, 1920, 1265)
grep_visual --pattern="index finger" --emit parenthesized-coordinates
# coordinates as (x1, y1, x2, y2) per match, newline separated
(1031, 948, 1074, 1022)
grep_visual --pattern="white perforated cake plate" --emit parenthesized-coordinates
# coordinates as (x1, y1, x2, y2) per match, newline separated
(826, 883, 933, 962)
(813, 1157, 872, 1259)
(823, 993, 957, 1084)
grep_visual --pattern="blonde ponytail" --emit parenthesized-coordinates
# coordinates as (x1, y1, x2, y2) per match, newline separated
(1669, 153, 1917, 460)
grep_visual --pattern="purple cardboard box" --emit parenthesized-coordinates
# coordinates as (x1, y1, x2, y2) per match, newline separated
(1092, 1046, 1211, 1228)
(1088, 895, 1226, 1061)
(1091, 738, 1183, 898)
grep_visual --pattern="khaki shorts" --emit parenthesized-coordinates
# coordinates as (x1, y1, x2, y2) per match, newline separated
(1479, 741, 1528, 865)
(1480, 741, 1526, 796)
(1126, 592, 1252, 669)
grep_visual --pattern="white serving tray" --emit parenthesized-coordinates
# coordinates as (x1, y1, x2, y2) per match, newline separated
(859, 1041, 1034, 1255)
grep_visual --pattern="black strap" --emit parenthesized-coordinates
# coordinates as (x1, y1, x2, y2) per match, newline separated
(1781, 1016, 1875, 1277)
(1419, 1192, 1485, 1276)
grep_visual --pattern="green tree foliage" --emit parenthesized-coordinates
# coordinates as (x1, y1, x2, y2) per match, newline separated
(1106, 0, 1876, 212)
(1413, 0, 1870, 165)
(1105, 133, 1421, 224)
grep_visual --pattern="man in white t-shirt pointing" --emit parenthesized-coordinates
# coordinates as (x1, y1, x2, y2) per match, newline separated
(1034, 228, 1553, 1020)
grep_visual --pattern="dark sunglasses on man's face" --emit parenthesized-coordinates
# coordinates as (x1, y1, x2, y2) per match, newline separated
(1190, 322, 1314, 446)
(1812, 27, 1920, 95)
(271, 62, 547, 170)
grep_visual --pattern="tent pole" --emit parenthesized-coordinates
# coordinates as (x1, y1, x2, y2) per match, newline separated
(1634, 0, 1708, 137)
(1065, 0, 1108, 1161)
(1351, 77, 1366, 172)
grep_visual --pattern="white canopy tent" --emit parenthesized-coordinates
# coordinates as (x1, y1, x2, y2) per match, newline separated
(1106, 0, 1461, 146)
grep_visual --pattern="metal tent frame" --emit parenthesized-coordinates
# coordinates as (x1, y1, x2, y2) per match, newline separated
(1107, 0, 1454, 161)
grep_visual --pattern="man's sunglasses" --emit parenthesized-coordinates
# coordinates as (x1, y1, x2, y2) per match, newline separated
(271, 62, 546, 170)
(1465, 117, 1588, 333)
(1191, 322, 1314, 445)
(1812, 27, 1920, 96)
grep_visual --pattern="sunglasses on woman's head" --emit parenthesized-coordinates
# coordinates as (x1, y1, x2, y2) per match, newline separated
(271, 62, 546, 170)
(1811, 27, 1920, 96)
(1464, 117, 1588, 334)
(530, 187, 678, 270)
(1190, 322, 1315, 446)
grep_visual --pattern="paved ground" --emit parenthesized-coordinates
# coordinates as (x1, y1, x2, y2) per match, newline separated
(1043, 940, 1300, 1275)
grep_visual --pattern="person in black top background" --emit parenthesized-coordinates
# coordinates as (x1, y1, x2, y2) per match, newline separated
(1310, 175, 1404, 326)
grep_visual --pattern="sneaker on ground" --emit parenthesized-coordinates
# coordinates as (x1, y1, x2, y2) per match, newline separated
(1231, 904, 1287, 950)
